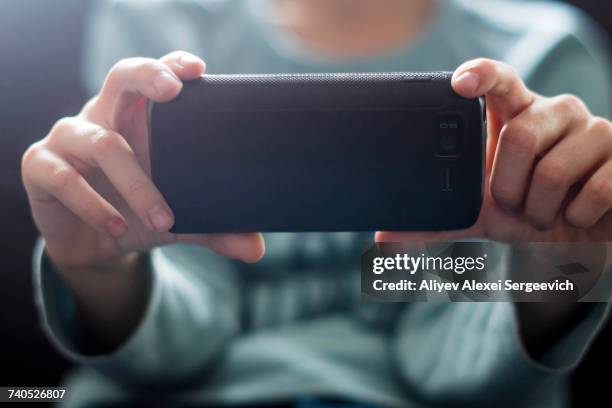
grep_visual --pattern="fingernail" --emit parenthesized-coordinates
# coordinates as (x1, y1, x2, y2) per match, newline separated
(455, 71, 480, 94)
(154, 71, 180, 95)
(178, 54, 201, 67)
(148, 205, 174, 231)
(105, 217, 128, 238)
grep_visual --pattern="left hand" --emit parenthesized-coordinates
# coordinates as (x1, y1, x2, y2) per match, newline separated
(377, 58, 612, 243)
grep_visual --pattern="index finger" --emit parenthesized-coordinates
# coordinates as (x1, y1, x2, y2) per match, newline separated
(452, 58, 536, 122)
(87, 51, 206, 129)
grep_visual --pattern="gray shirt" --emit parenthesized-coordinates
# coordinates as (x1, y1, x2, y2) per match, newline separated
(35, 0, 611, 406)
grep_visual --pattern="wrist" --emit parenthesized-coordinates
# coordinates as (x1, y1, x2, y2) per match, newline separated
(45, 242, 141, 278)
(42, 248, 152, 349)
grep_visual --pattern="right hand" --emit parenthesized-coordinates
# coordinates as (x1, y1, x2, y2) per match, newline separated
(22, 51, 265, 273)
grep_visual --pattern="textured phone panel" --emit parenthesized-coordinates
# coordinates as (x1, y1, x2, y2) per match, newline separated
(149, 72, 485, 233)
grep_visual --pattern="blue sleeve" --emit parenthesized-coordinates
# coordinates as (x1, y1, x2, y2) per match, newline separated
(33, 238, 242, 387)
(391, 241, 610, 406)
(392, 301, 609, 406)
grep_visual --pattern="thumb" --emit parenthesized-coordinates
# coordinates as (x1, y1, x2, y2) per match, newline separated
(452, 58, 535, 123)
(375, 221, 484, 244)
(374, 227, 478, 242)
(177, 232, 266, 263)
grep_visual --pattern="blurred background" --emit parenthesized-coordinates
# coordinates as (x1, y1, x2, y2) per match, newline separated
(0, 0, 610, 405)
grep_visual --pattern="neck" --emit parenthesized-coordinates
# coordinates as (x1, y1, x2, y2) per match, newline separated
(273, 0, 437, 58)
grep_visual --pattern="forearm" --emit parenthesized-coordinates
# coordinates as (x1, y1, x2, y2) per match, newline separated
(393, 301, 609, 406)
(392, 303, 536, 405)
(36, 243, 241, 386)
(48, 250, 151, 351)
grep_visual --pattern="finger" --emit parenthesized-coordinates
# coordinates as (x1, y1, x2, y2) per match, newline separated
(452, 58, 535, 122)
(89, 51, 206, 128)
(484, 104, 504, 174)
(46, 119, 174, 232)
(565, 120, 612, 228)
(178, 233, 266, 263)
(21, 146, 128, 238)
(525, 117, 612, 229)
(375, 225, 482, 244)
(159, 50, 206, 79)
(91, 58, 181, 127)
(490, 95, 590, 210)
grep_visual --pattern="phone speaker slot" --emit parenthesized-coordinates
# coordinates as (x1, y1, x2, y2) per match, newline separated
(441, 167, 453, 192)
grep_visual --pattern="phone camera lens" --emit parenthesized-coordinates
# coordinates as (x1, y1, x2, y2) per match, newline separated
(436, 116, 463, 157)
(439, 132, 458, 151)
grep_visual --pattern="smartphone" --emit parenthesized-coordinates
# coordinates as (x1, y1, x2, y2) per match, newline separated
(148, 72, 486, 233)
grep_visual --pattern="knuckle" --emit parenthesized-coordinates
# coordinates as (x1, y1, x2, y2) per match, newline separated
(21, 143, 42, 169)
(585, 176, 612, 206)
(48, 166, 77, 193)
(106, 60, 127, 84)
(500, 62, 519, 78)
(163, 50, 187, 60)
(109, 58, 135, 75)
(47, 117, 78, 143)
(106, 57, 147, 85)
(534, 158, 567, 191)
(555, 94, 587, 116)
(508, 64, 520, 77)
(127, 177, 151, 197)
(82, 96, 98, 112)
(500, 121, 537, 153)
(90, 130, 127, 156)
(499, 65, 521, 95)
(21, 143, 45, 182)
(136, 59, 164, 77)
(588, 116, 612, 136)
(490, 182, 520, 208)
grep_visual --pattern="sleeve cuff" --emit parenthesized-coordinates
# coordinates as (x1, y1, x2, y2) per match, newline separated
(512, 301, 611, 373)
(33, 237, 162, 369)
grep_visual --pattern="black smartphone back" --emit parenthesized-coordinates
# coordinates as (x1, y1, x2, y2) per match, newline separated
(149, 72, 485, 233)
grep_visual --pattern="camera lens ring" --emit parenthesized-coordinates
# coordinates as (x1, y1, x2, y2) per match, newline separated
(435, 115, 463, 157)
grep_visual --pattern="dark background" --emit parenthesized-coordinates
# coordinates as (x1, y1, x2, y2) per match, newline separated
(0, 0, 610, 405)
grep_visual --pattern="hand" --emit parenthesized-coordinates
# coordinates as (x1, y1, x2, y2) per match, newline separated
(22, 51, 265, 272)
(378, 58, 612, 243)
